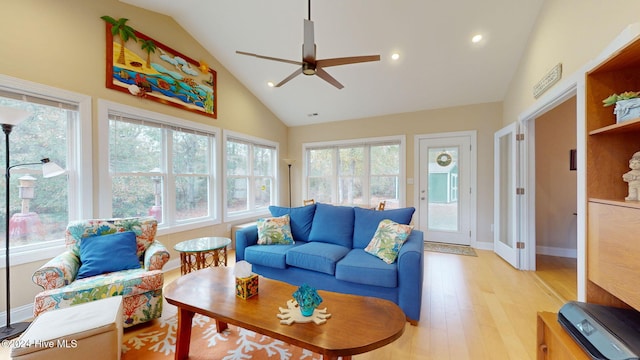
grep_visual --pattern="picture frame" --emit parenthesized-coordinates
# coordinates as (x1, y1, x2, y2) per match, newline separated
(104, 22, 216, 118)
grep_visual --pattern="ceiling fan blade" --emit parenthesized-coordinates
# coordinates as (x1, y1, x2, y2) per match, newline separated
(315, 67, 344, 89)
(316, 55, 381, 68)
(236, 51, 302, 66)
(275, 68, 303, 87)
(303, 19, 315, 62)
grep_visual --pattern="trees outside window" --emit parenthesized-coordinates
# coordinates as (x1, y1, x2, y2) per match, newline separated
(100, 101, 218, 230)
(0, 75, 92, 262)
(304, 137, 405, 209)
(225, 133, 277, 220)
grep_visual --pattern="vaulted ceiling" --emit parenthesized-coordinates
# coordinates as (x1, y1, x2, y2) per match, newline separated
(122, 0, 544, 126)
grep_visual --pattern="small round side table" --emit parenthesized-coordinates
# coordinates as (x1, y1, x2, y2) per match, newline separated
(174, 236, 231, 275)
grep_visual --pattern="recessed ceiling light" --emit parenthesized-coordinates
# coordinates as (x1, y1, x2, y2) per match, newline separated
(472, 34, 483, 43)
(391, 53, 400, 60)
(267, 81, 275, 87)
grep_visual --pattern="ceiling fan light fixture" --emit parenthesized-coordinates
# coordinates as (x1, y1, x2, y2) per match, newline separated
(302, 63, 316, 75)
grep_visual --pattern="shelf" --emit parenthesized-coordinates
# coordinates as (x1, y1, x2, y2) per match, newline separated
(589, 116, 640, 135)
(588, 198, 640, 209)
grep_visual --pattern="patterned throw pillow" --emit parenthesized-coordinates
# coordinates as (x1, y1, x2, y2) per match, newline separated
(365, 219, 413, 264)
(257, 214, 294, 245)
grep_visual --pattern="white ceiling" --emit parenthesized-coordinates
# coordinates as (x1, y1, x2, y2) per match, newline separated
(121, 0, 544, 127)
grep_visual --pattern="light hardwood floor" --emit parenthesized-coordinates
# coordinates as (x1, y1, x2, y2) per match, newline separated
(1, 249, 567, 360)
(535, 254, 577, 302)
(351, 249, 565, 360)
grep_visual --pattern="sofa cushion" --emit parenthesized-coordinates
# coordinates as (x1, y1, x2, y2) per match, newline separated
(245, 243, 304, 269)
(286, 242, 350, 275)
(352, 206, 415, 249)
(257, 214, 294, 245)
(307, 203, 354, 248)
(365, 219, 413, 264)
(335, 249, 398, 288)
(269, 204, 316, 242)
(77, 231, 141, 279)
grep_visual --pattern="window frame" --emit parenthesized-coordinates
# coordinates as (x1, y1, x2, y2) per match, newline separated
(223, 130, 278, 222)
(98, 100, 221, 235)
(0, 74, 93, 267)
(303, 135, 406, 207)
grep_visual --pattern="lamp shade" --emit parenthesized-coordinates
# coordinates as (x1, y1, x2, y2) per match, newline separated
(41, 160, 65, 178)
(0, 106, 31, 126)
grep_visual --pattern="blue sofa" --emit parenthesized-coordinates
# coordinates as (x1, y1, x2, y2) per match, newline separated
(235, 203, 424, 324)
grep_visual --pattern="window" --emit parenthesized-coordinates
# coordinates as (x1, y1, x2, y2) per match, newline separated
(0, 75, 92, 265)
(224, 131, 277, 220)
(99, 101, 219, 232)
(304, 136, 405, 209)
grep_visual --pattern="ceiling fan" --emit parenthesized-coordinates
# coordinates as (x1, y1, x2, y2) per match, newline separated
(236, 0, 380, 89)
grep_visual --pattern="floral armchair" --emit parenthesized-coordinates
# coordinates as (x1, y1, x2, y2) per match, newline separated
(32, 217, 170, 327)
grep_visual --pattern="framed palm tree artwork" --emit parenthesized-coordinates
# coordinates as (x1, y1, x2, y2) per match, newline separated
(102, 16, 217, 119)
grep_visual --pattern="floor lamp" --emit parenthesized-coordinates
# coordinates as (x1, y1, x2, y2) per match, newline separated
(283, 159, 294, 207)
(0, 106, 65, 341)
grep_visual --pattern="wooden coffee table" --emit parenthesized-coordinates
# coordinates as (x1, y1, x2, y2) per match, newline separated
(164, 267, 406, 360)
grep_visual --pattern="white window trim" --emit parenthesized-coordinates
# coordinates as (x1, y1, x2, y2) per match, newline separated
(0, 74, 93, 267)
(98, 100, 221, 236)
(223, 130, 278, 222)
(302, 135, 406, 207)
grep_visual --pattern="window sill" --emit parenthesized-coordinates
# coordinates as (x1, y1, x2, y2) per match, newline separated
(0, 241, 67, 268)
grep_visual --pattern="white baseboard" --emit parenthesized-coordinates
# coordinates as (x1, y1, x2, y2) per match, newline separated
(164, 258, 181, 272)
(0, 303, 34, 324)
(536, 245, 577, 258)
(474, 241, 493, 251)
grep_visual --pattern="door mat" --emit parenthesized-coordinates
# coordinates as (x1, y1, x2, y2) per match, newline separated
(424, 242, 477, 257)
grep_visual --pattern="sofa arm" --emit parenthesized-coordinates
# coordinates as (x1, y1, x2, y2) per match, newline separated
(235, 225, 258, 262)
(32, 251, 80, 290)
(397, 229, 424, 323)
(144, 240, 170, 270)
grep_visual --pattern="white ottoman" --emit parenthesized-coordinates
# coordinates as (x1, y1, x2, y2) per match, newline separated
(10, 296, 123, 360)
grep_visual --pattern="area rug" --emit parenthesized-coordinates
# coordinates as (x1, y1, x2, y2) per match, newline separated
(424, 241, 477, 257)
(122, 313, 322, 360)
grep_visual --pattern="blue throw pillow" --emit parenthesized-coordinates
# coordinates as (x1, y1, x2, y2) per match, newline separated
(77, 231, 141, 279)
(307, 203, 355, 248)
(352, 206, 415, 248)
(269, 204, 316, 242)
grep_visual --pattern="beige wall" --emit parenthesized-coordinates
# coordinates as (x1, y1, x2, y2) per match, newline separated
(0, 0, 287, 312)
(503, 0, 640, 124)
(535, 96, 577, 254)
(288, 102, 503, 246)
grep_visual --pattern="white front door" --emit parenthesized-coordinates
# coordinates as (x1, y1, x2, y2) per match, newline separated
(417, 132, 475, 245)
(493, 123, 521, 268)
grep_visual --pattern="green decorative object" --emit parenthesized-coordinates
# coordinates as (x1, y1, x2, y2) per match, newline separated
(602, 91, 640, 107)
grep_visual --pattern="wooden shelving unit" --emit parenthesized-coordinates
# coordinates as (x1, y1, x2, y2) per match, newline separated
(585, 34, 640, 309)
(537, 33, 640, 359)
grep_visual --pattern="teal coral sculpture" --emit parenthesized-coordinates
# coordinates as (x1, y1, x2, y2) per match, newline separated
(292, 283, 323, 317)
